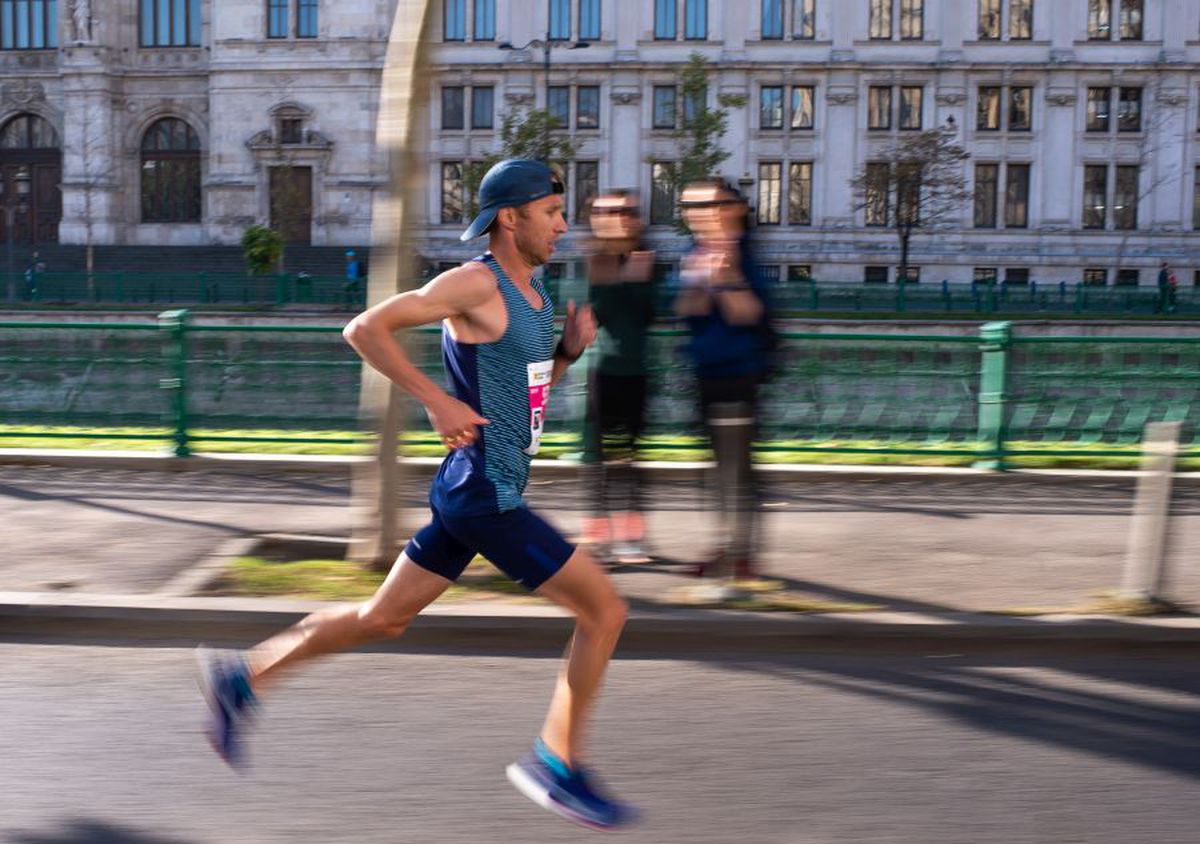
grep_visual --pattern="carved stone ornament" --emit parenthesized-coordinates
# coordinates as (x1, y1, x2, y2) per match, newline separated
(1045, 88, 1077, 107)
(3, 80, 45, 106)
(1156, 88, 1187, 108)
(826, 87, 857, 106)
(70, 0, 93, 43)
(610, 90, 642, 105)
(935, 90, 965, 107)
(504, 92, 535, 106)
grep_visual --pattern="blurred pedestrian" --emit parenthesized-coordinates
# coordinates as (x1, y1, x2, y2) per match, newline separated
(675, 179, 775, 580)
(1158, 261, 1178, 314)
(197, 159, 637, 831)
(579, 190, 657, 565)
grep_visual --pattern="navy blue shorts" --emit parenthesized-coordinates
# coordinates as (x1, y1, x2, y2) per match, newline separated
(403, 505, 575, 591)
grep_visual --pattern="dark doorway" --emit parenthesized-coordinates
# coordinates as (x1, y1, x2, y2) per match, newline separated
(269, 165, 313, 245)
(0, 114, 62, 244)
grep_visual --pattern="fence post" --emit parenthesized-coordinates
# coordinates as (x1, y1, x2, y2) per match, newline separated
(974, 320, 1012, 470)
(1121, 421, 1181, 606)
(158, 309, 192, 457)
(808, 278, 818, 311)
(895, 277, 906, 312)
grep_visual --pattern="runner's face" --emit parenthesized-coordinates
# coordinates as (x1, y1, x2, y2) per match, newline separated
(514, 194, 568, 267)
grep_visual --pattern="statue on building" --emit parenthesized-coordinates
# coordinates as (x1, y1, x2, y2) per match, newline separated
(70, 0, 93, 43)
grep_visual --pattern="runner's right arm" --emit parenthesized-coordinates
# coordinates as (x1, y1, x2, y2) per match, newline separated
(343, 264, 495, 444)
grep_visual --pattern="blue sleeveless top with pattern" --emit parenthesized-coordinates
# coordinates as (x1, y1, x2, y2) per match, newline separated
(430, 254, 557, 516)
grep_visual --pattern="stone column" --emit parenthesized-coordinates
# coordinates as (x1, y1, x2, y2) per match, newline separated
(1039, 82, 1077, 230)
(607, 88, 642, 192)
(821, 80, 858, 228)
(58, 43, 121, 248)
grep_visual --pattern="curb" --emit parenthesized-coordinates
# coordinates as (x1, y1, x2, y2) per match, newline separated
(2, 448, 1197, 484)
(0, 591, 1196, 654)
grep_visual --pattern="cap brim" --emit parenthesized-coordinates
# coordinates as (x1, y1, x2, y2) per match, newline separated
(460, 207, 499, 241)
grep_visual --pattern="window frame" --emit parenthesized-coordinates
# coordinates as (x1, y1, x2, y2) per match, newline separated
(470, 86, 494, 130)
(1, 0, 59, 50)
(296, 0, 317, 38)
(1117, 87, 1142, 133)
(1005, 163, 1030, 228)
(650, 161, 675, 225)
(652, 86, 678, 130)
(576, 86, 600, 130)
(578, 0, 600, 40)
(898, 0, 923, 40)
(762, 0, 784, 39)
(976, 86, 1001, 131)
(898, 86, 923, 130)
(441, 161, 465, 224)
(868, 86, 892, 131)
(1008, 86, 1032, 131)
(791, 86, 815, 130)
(441, 86, 465, 131)
(547, 86, 571, 127)
(1082, 164, 1108, 230)
(1113, 164, 1138, 230)
(1085, 87, 1110, 133)
(757, 162, 783, 225)
(788, 161, 813, 226)
(443, 0, 466, 41)
(140, 117, 203, 224)
(978, 0, 1001, 40)
(869, 0, 891, 39)
(760, 86, 785, 130)
(140, 0, 202, 47)
(974, 162, 999, 228)
(1087, 0, 1111, 41)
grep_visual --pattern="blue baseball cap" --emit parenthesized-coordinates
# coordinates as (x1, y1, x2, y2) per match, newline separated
(460, 158, 564, 241)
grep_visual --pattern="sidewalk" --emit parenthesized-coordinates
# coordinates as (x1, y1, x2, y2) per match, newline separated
(1, 455, 1197, 649)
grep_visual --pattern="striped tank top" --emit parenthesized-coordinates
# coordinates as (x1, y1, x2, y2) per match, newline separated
(430, 254, 557, 516)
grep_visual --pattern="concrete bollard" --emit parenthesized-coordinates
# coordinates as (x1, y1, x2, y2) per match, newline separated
(1121, 421, 1182, 604)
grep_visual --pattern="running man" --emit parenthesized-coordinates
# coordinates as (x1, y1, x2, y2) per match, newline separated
(198, 159, 638, 831)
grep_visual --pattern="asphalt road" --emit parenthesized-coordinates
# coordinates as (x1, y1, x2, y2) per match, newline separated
(1, 643, 1197, 844)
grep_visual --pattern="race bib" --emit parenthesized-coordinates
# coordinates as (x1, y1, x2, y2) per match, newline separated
(524, 359, 554, 456)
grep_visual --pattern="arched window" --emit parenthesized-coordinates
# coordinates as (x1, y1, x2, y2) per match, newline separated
(140, 117, 201, 223)
(0, 114, 59, 148)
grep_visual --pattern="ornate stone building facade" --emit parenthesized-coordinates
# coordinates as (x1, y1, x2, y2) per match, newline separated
(424, 0, 1200, 286)
(0, 0, 395, 249)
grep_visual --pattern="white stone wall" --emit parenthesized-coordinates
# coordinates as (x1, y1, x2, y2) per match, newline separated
(421, 0, 1200, 286)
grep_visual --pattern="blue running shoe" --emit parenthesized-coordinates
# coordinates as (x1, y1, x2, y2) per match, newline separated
(195, 647, 257, 769)
(506, 739, 640, 831)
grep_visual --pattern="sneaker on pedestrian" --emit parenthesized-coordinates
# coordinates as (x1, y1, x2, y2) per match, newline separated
(195, 647, 257, 769)
(506, 739, 640, 831)
(610, 540, 652, 566)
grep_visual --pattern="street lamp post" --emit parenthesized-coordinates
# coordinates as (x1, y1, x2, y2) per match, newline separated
(499, 23, 589, 158)
(4, 166, 31, 305)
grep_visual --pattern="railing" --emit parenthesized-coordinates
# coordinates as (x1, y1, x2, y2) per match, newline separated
(4, 270, 1195, 318)
(1, 313, 1198, 466)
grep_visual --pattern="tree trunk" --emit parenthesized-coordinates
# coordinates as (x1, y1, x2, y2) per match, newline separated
(347, 0, 435, 570)
(898, 226, 911, 284)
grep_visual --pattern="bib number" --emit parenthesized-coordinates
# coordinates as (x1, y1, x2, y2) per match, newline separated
(525, 359, 554, 456)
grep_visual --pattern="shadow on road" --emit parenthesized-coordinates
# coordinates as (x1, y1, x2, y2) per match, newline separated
(8, 819, 194, 844)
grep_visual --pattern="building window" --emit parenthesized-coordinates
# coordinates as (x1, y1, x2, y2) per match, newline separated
(684, 0, 707, 39)
(761, 87, 784, 129)
(682, 86, 705, 125)
(758, 162, 782, 225)
(548, 86, 570, 125)
(868, 86, 892, 130)
(1115, 268, 1139, 286)
(140, 0, 201, 46)
(0, 113, 58, 148)
(762, 0, 784, 39)
(579, 0, 600, 40)
(576, 86, 600, 129)
(1117, 87, 1141, 132)
(471, 86, 494, 129)
(1010, 0, 1032, 38)
(474, 0, 495, 40)
(899, 0, 923, 39)
(441, 161, 464, 223)
(267, 0, 288, 38)
(978, 0, 1000, 39)
(1009, 87, 1032, 130)
(865, 162, 889, 226)
(869, 0, 891, 39)
(549, 0, 570, 39)
(788, 265, 813, 281)
(650, 162, 674, 225)
(789, 162, 813, 226)
(653, 86, 677, 129)
(898, 266, 920, 283)
(1119, 0, 1142, 40)
(140, 118, 201, 223)
(1082, 165, 1107, 229)
(795, 0, 816, 39)
(1086, 88, 1110, 132)
(1005, 163, 1030, 228)
(1087, 0, 1110, 40)
(278, 117, 304, 144)
(654, 0, 676, 39)
(441, 87, 465, 130)
(864, 266, 889, 284)
(1194, 166, 1200, 230)
(575, 160, 598, 223)
(899, 86, 923, 130)
(1, 0, 59, 49)
(791, 86, 815, 129)
(1006, 268, 1030, 285)
(1114, 165, 1138, 230)
(977, 87, 1001, 130)
(974, 163, 998, 228)
(296, 0, 317, 38)
(1083, 268, 1107, 286)
(443, 0, 465, 39)
(974, 267, 998, 283)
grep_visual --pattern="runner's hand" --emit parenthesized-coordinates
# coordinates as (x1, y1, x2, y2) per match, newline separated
(427, 396, 489, 450)
(561, 300, 597, 359)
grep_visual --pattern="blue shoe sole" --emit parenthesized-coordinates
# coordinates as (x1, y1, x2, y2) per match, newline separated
(505, 762, 633, 833)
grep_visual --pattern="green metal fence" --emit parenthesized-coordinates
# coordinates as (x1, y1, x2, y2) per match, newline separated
(1, 313, 1198, 465)
(7, 270, 1196, 318)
